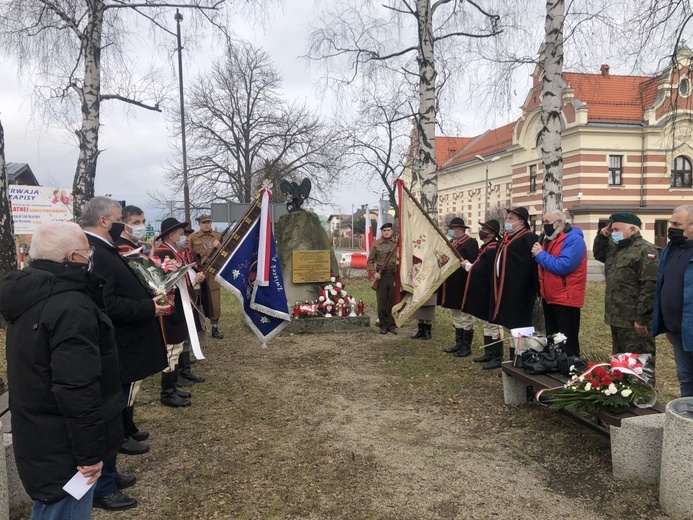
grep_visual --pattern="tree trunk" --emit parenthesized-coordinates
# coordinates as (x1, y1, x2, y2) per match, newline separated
(0, 118, 18, 287)
(72, 0, 105, 222)
(540, 0, 564, 212)
(415, 0, 438, 219)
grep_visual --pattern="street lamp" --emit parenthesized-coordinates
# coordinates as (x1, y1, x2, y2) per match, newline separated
(175, 10, 191, 226)
(475, 155, 499, 214)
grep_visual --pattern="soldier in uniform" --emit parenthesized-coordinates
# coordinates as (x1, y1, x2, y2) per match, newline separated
(594, 212, 659, 372)
(189, 214, 224, 339)
(366, 222, 398, 334)
(439, 217, 479, 357)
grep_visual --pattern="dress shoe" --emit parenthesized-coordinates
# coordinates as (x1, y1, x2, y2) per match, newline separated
(115, 474, 137, 490)
(380, 326, 387, 334)
(388, 327, 398, 335)
(119, 437, 149, 456)
(92, 490, 138, 511)
(131, 430, 149, 442)
(211, 326, 224, 339)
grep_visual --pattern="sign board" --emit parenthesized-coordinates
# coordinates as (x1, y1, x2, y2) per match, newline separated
(10, 186, 74, 234)
(292, 250, 331, 283)
(211, 202, 289, 225)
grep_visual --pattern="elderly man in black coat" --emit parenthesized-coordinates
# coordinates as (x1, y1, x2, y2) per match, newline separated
(0, 221, 124, 518)
(439, 217, 479, 357)
(81, 196, 170, 511)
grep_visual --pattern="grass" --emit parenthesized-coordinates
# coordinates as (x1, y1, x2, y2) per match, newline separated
(0, 278, 679, 519)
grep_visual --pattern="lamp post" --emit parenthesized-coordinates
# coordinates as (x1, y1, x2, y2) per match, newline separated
(475, 155, 499, 214)
(175, 9, 191, 226)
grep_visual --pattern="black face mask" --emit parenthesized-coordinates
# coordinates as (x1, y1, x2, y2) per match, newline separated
(543, 223, 557, 237)
(108, 222, 125, 243)
(478, 230, 490, 240)
(668, 227, 686, 246)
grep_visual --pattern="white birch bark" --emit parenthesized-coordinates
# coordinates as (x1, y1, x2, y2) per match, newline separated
(0, 118, 18, 283)
(72, 0, 105, 222)
(415, 0, 438, 219)
(540, 0, 564, 212)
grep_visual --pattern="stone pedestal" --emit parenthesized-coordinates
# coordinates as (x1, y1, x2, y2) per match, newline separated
(275, 211, 340, 307)
(283, 315, 371, 335)
(611, 414, 664, 485)
(502, 371, 529, 405)
(3, 434, 29, 510)
(660, 398, 693, 517)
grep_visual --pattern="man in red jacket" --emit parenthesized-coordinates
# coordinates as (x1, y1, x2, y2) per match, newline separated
(531, 209, 587, 356)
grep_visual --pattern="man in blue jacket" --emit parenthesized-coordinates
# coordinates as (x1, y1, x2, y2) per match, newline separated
(653, 205, 693, 397)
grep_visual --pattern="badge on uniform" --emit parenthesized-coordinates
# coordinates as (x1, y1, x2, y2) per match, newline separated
(647, 254, 656, 259)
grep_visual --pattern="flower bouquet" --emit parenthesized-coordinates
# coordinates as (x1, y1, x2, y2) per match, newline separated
(315, 275, 357, 317)
(128, 257, 193, 310)
(537, 353, 656, 414)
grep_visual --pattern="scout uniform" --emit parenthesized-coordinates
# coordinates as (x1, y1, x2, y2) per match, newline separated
(189, 214, 224, 339)
(366, 223, 398, 334)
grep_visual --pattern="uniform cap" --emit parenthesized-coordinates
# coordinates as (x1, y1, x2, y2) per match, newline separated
(609, 212, 642, 227)
(380, 223, 393, 230)
(196, 214, 212, 223)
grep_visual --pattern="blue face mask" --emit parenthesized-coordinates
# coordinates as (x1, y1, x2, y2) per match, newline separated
(447, 229, 455, 238)
(177, 235, 187, 247)
(611, 232, 624, 244)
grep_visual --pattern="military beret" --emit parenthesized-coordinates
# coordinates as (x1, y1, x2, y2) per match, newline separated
(380, 223, 393, 230)
(609, 212, 641, 227)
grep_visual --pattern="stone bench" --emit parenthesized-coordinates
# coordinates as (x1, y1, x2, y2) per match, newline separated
(501, 361, 665, 484)
(0, 393, 31, 517)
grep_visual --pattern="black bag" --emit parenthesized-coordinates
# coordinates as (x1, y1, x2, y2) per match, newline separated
(522, 343, 562, 375)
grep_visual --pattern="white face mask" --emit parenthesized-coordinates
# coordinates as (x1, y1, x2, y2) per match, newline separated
(504, 221, 516, 233)
(129, 224, 147, 241)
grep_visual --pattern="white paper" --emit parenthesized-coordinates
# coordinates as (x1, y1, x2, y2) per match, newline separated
(62, 471, 95, 500)
(187, 270, 196, 284)
(510, 326, 535, 338)
(122, 246, 143, 257)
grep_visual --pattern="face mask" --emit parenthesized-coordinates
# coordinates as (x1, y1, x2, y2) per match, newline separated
(108, 222, 125, 243)
(611, 232, 624, 244)
(504, 221, 515, 233)
(447, 229, 455, 238)
(478, 230, 490, 240)
(543, 223, 557, 237)
(668, 227, 686, 246)
(66, 252, 93, 273)
(177, 235, 187, 248)
(130, 224, 147, 242)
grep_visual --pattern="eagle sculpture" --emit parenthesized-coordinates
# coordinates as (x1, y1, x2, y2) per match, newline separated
(279, 178, 311, 213)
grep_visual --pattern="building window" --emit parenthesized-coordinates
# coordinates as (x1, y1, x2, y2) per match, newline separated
(529, 164, 537, 192)
(529, 215, 537, 233)
(609, 155, 623, 185)
(680, 78, 690, 97)
(671, 156, 693, 188)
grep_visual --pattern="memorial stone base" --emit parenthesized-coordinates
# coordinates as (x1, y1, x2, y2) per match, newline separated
(283, 315, 370, 335)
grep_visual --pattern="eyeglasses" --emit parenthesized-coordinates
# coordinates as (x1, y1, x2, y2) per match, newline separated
(74, 246, 95, 259)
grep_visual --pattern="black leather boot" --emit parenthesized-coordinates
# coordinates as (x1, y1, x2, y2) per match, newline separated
(473, 336, 495, 363)
(422, 323, 432, 340)
(119, 406, 149, 454)
(179, 351, 206, 383)
(443, 328, 464, 353)
(161, 371, 191, 407)
(454, 329, 473, 357)
(482, 344, 504, 370)
(211, 325, 224, 339)
(410, 323, 425, 339)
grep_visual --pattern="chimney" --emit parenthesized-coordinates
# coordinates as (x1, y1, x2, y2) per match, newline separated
(600, 64, 610, 78)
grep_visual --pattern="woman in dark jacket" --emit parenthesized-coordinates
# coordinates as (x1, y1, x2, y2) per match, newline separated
(0, 222, 123, 514)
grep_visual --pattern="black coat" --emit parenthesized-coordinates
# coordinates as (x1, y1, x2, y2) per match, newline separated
(87, 234, 167, 382)
(462, 239, 498, 320)
(152, 243, 190, 345)
(489, 229, 540, 329)
(0, 260, 124, 503)
(438, 234, 479, 309)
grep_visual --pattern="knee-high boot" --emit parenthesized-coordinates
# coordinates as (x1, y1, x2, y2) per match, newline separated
(161, 370, 191, 407)
(453, 329, 473, 357)
(473, 336, 495, 363)
(179, 351, 206, 383)
(443, 328, 464, 353)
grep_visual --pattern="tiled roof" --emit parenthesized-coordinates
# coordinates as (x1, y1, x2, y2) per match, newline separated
(435, 137, 473, 167)
(442, 122, 515, 169)
(564, 72, 658, 123)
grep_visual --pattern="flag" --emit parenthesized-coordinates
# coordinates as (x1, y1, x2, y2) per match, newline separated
(376, 204, 384, 240)
(215, 188, 290, 345)
(391, 179, 461, 328)
(363, 204, 374, 257)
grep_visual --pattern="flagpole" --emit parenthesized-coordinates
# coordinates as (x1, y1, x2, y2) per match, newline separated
(396, 179, 463, 261)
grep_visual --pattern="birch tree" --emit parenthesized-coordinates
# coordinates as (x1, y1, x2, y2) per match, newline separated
(0, 0, 273, 221)
(0, 119, 17, 286)
(308, 0, 501, 218)
(174, 41, 345, 205)
(539, 0, 565, 212)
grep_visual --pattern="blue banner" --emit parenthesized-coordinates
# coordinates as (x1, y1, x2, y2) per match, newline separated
(215, 219, 290, 344)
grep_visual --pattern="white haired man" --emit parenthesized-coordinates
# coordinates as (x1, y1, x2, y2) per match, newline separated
(0, 221, 124, 518)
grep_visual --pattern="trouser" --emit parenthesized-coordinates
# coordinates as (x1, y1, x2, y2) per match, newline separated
(610, 325, 656, 384)
(542, 301, 581, 356)
(94, 455, 117, 497)
(482, 320, 503, 339)
(450, 309, 474, 330)
(124, 381, 142, 407)
(163, 342, 185, 373)
(31, 486, 95, 520)
(376, 271, 396, 329)
(668, 332, 693, 397)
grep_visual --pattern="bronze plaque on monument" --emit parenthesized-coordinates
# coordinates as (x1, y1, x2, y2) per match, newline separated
(292, 250, 331, 283)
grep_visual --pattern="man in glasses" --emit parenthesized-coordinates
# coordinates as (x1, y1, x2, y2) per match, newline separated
(0, 221, 124, 518)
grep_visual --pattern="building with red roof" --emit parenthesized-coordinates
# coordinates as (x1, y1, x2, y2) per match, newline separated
(407, 49, 693, 250)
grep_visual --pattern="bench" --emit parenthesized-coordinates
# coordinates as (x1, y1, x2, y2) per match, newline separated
(501, 361, 666, 484)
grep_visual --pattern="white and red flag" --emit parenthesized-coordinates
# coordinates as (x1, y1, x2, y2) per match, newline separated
(363, 204, 374, 257)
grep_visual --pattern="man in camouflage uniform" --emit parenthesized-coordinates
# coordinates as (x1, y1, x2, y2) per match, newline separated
(593, 212, 659, 370)
(189, 214, 224, 339)
(366, 223, 398, 334)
